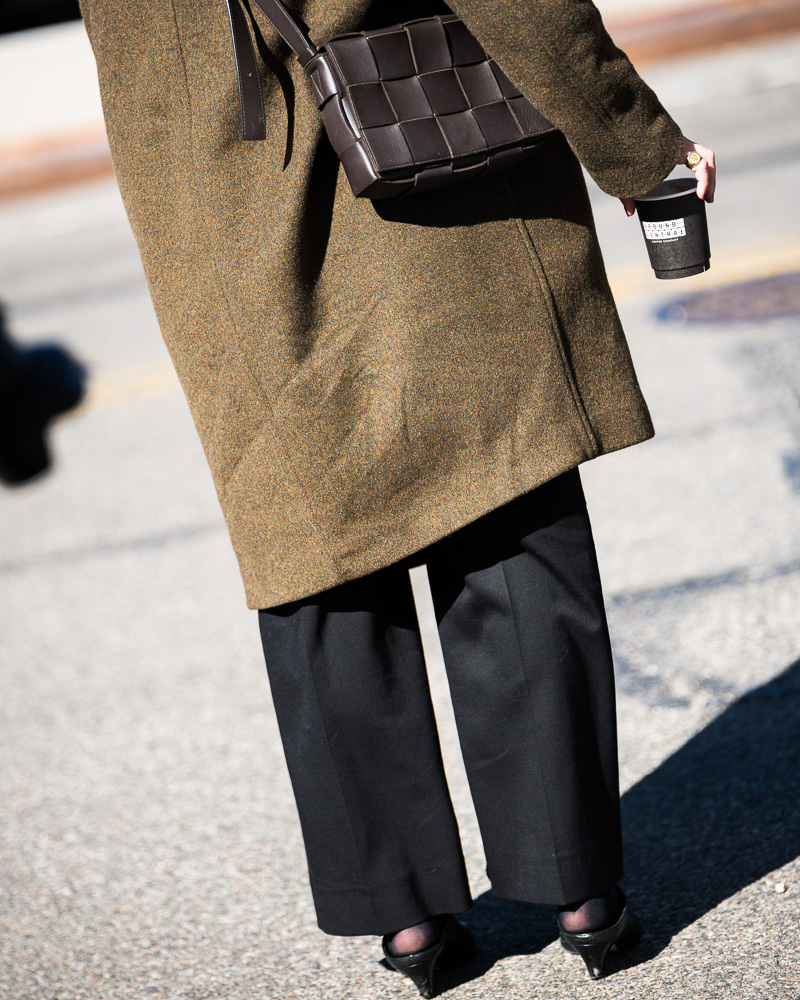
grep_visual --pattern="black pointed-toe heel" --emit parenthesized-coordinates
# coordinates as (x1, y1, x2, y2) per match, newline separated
(559, 893, 642, 980)
(382, 914, 475, 998)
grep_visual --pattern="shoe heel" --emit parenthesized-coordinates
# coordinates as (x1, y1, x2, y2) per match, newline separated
(566, 939, 612, 980)
(383, 914, 474, 998)
(559, 902, 642, 981)
(385, 947, 442, 998)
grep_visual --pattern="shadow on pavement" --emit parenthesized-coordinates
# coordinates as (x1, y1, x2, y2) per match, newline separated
(622, 655, 800, 961)
(434, 657, 800, 990)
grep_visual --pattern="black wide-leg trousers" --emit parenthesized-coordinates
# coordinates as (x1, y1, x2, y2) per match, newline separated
(258, 470, 623, 936)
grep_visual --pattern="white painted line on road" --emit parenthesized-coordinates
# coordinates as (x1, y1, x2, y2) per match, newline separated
(642, 33, 800, 108)
(0, 179, 128, 250)
(654, 53, 800, 108)
(0, 21, 104, 145)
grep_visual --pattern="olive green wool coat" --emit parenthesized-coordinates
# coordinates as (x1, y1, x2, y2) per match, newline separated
(82, 0, 683, 609)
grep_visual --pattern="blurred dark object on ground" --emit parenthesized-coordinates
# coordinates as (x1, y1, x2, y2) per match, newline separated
(0, 305, 86, 485)
(0, 0, 80, 34)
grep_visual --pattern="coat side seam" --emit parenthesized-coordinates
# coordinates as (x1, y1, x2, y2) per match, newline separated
(499, 174, 598, 456)
(166, 0, 343, 582)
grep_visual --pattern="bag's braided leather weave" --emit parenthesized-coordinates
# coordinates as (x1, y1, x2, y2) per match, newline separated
(226, 1, 558, 199)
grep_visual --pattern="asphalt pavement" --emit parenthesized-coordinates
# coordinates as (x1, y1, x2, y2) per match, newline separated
(1, 26, 799, 1000)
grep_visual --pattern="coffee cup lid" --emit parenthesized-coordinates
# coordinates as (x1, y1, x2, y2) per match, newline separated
(635, 177, 698, 202)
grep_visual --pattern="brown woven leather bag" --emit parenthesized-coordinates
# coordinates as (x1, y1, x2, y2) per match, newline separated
(226, 0, 559, 199)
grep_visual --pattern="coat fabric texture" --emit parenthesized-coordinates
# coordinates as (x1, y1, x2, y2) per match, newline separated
(81, 0, 684, 609)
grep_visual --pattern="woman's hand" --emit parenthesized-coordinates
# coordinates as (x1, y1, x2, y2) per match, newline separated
(620, 137, 716, 217)
(682, 137, 716, 202)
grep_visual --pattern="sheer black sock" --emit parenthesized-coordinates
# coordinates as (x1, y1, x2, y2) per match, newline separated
(385, 915, 446, 956)
(558, 885, 623, 934)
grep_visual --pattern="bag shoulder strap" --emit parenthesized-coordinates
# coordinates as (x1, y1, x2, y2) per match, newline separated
(248, 0, 318, 65)
(225, 0, 318, 141)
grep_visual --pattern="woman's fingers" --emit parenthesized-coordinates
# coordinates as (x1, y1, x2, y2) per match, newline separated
(621, 138, 716, 217)
(682, 137, 716, 203)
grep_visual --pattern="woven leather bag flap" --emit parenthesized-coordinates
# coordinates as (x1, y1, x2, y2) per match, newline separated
(323, 15, 554, 181)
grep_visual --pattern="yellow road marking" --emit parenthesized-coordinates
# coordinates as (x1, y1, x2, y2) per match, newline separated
(65, 360, 181, 417)
(609, 231, 800, 302)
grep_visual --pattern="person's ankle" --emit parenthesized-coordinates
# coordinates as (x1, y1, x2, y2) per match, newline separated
(558, 885, 623, 934)
(385, 916, 445, 956)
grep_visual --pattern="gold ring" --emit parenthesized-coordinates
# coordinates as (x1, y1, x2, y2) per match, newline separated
(686, 151, 701, 168)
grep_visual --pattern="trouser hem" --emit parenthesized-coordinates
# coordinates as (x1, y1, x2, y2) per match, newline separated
(487, 851, 624, 908)
(310, 862, 474, 937)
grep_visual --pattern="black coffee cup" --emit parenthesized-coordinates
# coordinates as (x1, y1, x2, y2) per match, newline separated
(635, 176, 710, 279)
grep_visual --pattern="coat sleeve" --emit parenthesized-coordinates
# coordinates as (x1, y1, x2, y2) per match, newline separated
(445, 0, 685, 198)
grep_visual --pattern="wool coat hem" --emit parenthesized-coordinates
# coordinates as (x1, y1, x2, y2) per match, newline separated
(236, 424, 652, 610)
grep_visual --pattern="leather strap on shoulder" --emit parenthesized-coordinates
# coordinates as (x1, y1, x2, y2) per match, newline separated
(248, 0, 318, 66)
(225, 0, 318, 141)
